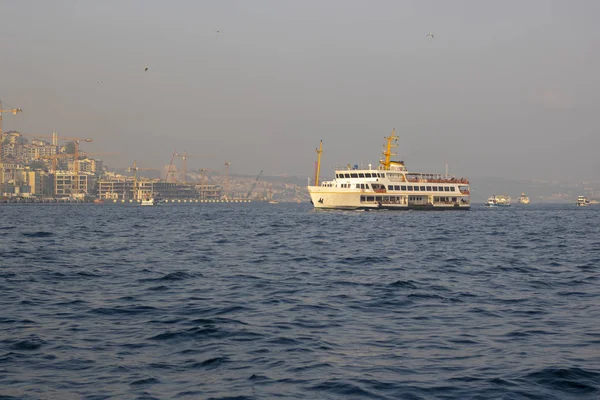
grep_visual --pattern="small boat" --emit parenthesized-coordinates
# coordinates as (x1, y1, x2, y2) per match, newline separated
(518, 192, 530, 204)
(486, 195, 511, 207)
(576, 196, 589, 207)
(141, 197, 156, 206)
(93, 199, 105, 204)
(268, 200, 279, 204)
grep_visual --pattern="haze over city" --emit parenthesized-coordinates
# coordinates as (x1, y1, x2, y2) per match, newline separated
(1, 0, 598, 181)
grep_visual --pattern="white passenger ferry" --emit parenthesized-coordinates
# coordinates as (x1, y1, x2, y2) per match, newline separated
(307, 130, 470, 210)
(576, 196, 589, 207)
(518, 192, 530, 204)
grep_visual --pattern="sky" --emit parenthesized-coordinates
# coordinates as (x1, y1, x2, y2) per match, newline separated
(1, 0, 599, 182)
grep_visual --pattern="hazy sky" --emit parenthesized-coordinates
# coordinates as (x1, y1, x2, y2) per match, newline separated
(1, 0, 598, 181)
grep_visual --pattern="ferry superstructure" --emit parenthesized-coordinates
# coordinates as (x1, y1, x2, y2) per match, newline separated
(307, 130, 470, 210)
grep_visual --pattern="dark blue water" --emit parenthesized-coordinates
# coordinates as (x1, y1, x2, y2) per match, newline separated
(1, 203, 599, 399)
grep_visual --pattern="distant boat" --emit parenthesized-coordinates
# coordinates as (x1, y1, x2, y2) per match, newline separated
(93, 199, 104, 204)
(486, 195, 511, 207)
(518, 192, 530, 204)
(576, 196, 590, 207)
(141, 198, 156, 206)
(268, 200, 279, 204)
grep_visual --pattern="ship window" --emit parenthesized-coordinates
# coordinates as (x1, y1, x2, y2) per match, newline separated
(380, 173, 386, 178)
(388, 185, 393, 190)
(395, 185, 400, 190)
(367, 196, 374, 201)
(356, 184, 360, 188)
(344, 174, 350, 178)
(401, 185, 406, 190)
(366, 173, 372, 178)
(351, 173, 358, 178)
(376, 196, 382, 202)
(359, 173, 365, 178)
(450, 187, 455, 191)
(420, 186, 425, 191)
(361, 196, 366, 202)
(444, 187, 450, 191)
(426, 186, 431, 191)
(407, 186, 413, 191)
(414, 186, 419, 191)
(452, 197, 457, 202)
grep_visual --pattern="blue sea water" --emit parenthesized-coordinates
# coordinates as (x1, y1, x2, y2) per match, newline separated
(1, 203, 599, 399)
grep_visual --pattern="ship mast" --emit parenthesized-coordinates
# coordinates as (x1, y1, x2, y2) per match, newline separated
(314, 140, 323, 186)
(380, 128, 398, 170)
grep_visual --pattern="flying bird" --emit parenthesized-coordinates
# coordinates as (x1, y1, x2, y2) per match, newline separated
(216, 30, 220, 35)
(144, 66, 149, 72)
(97, 80, 103, 84)
(426, 33, 434, 38)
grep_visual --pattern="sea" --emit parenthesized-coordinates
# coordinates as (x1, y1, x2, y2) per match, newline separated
(1, 203, 599, 400)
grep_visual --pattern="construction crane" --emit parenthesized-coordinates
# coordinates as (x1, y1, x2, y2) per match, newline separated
(0, 101, 23, 136)
(128, 160, 158, 200)
(0, 101, 23, 188)
(35, 153, 71, 173)
(80, 152, 119, 158)
(246, 170, 263, 199)
(166, 150, 177, 183)
(175, 152, 214, 183)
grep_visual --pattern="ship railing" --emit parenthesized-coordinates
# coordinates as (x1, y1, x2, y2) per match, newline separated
(406, 177, 469, 184)
(334, 164, 377, 171)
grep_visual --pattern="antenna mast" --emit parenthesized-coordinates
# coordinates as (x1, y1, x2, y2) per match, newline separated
(380, 128, 398, 170)
(314, 140, 323, 186)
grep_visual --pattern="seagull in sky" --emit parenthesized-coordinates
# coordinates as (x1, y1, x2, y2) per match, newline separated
(426, 32, 435, 38)
(144, 65, 149, 72)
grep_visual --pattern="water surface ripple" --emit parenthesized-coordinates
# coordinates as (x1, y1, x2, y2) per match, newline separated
(1, 203, 599, 399)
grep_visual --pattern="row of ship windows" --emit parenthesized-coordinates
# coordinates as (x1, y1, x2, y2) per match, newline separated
(390, 185, 455, 192)
(359, 195, 462, 202)
(335, 183, 456, 192)
(360, 195, 405, 203)
(336, 172, 385, 179)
